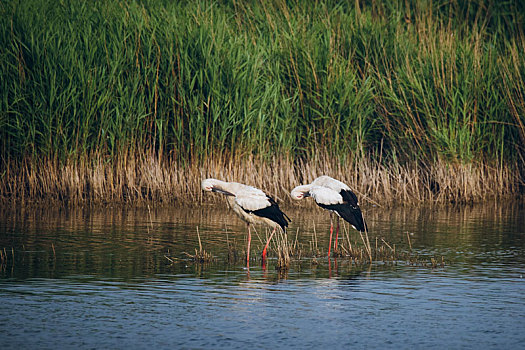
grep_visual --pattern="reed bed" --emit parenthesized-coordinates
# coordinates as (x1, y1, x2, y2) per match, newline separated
(0, 152, 519, 205)
(1, 0, 524, 204)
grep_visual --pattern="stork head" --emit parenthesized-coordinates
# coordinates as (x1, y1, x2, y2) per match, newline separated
(290, 185, 311, 200)
(201, 178, 235, 196)
(201, 178, 217, 192)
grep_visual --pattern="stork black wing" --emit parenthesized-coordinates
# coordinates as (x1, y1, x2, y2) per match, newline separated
(317, 189, 366, 232)
(246, 196, 290, 230)
(340, 189, 359, 206)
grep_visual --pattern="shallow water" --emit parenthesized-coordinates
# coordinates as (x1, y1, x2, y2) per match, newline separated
(1, 202, 524, 349)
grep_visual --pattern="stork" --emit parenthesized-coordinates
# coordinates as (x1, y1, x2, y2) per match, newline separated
(290, 175, 367, 256)
(202, 179, 290, 267)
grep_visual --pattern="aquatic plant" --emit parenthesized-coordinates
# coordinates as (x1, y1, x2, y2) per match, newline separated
(183, 227, 215, 263)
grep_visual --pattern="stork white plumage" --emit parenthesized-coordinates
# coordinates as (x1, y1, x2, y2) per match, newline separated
(202, 178, 290, 267)
(291, 175, 367, 256)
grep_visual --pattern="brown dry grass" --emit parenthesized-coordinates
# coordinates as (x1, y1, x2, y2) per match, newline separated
(0, 151, 520, 205)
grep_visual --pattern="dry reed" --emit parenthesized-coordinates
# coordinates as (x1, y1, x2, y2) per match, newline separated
(0, 152, 519, 206)
(182, 226, 214, 263)
(250, 220, 443, 268)
(0, 247, 15, 272)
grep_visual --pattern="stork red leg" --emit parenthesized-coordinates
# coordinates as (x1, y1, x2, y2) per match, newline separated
(328, 216, 334, 257)
(335, 219, 340, 253)
(246, 224, 251, 268)
(262, 226, 277, 261)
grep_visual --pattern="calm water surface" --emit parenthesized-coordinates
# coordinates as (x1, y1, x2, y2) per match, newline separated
(1, 202, 524, 349)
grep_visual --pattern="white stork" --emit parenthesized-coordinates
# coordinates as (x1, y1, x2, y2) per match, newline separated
(291, 175, 367, 256)
(202, 178, 290, 267)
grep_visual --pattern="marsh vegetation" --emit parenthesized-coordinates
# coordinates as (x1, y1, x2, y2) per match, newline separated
(1, 0, 524, 204)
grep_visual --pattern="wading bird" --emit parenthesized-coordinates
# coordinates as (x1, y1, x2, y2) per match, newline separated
(291, 175, 367, 256)
(202, 179, 290, 267)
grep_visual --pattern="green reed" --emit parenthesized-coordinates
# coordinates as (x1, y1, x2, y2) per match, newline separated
(1, 0, 523, 201)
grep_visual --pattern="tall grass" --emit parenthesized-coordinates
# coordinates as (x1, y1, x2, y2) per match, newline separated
(0, 0, 524, 203)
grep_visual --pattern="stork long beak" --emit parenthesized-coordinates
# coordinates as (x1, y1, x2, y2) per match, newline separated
(211, 187, 235, 196)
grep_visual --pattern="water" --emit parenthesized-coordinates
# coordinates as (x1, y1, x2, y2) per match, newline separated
(1, 202, 524, 349)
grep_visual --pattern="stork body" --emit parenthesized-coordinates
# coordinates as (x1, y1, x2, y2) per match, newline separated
(291, 175, 366, 256)
(202, 179, 289, 267)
